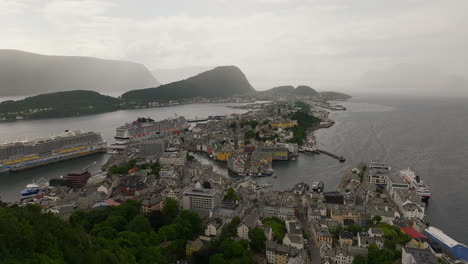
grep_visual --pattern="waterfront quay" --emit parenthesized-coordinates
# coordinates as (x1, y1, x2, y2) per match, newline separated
(10, 98, 467, 264)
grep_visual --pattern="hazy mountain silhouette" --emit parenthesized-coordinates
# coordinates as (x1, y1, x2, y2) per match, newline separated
(358, 64, 468, 96)
(0, 50, 159, 96)
(153, 66, 213, 84)
(122, 66, 255, 101)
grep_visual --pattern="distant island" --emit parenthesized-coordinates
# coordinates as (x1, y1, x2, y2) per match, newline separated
(259, 85, 351, 101)
(319, 91, 352, 101)
(0, 49, 159, 96)
(0, 90, 122, 120)
(0, 66, 350, 121)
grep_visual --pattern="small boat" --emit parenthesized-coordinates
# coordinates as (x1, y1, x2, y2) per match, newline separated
(311, 181, 319, 192)
(273, 175, 277, 178)
(317, 181, 324, 192)
(187, 117, 208, 123)
(20, 178, 48, 196)
(20, 184, 40, 196)
(339, 156, 346, 162)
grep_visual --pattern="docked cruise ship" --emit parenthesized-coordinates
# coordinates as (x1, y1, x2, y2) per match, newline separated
(400, 168, 431, 199)
(114, 116, 190, 142)
(0, 131, 106, 173)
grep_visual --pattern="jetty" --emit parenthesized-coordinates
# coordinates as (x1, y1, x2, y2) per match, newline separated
(300, 146, 346, 162)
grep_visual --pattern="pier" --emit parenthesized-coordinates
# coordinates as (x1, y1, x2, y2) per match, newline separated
(300, 146, 346, 162)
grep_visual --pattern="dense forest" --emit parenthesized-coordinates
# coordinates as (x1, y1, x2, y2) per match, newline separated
(0, 90, 122, 119)
(0, 199, 258, 264)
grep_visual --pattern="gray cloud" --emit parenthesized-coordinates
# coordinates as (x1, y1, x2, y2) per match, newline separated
(1, 0, 467, 94)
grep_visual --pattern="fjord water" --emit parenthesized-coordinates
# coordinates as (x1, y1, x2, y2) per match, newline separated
(0, 96, 467, 243)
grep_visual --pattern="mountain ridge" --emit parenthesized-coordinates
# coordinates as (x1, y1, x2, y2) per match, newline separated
(122, 65, 255, 102)
(0, 49, 159, 96)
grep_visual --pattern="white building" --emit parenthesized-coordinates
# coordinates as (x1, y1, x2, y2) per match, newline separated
(182, 184, 220, 213)
(205, 219, 224, 237)
(159, 150, 187, 167)
(283, 234, 304, 250)
(392, 189, 425, 220)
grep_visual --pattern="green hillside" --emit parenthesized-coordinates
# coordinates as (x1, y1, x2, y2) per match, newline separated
(0, 90, 122, 120)
(122, 66, 255, 102)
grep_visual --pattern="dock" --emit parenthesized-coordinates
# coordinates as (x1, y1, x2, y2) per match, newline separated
(300, 146, 346, 162)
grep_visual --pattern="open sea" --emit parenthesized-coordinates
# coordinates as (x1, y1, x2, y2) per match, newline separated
(0, 95, 466, 244)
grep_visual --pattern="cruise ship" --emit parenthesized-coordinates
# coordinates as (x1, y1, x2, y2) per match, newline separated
(114, 116, 190, 142)
(400, 168, 431, 199)
(0, 131, 106, 173)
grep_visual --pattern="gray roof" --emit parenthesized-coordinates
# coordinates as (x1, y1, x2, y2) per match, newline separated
(266, 240, 301, 256)
(340, 231, 354, 239)
(183, 186, 219, 197)
(403, 247, 438, 264)
(286, 234, 304, 244)
(208, 218, 223, 229)
(369, 228, 383, 236)
(242, 210, 260, 228)
(287, 221, 303, 235)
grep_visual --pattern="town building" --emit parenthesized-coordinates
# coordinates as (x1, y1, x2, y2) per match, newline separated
(339, 231, 354, 248)
(424, 226, 468, 262)
(205, 218, 224, 237)
(357, 232, 385, 248)
(63, 170, 91, 189)
(237, 210, 260, 239)
(182, 184, 220, 213)
(401, 247, 438, 264)
(368, 160, 391, 185)
(140, 196, 164, 213)
(159, 150, 187, 167)
(320, 243, 368, 264)
(266, 240, 301, 264)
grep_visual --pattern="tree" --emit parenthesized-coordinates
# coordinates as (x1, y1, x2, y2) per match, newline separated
(244, 130, 256, 140)
(345, 224, 362, 235)
(224, 187, 239, 201)
(372, 215, 382, 226)
(353, 255, 368, 264)
(126, 215, 152, 233)
(210, 253, 227, 264)
(248, 227, 266, 252)
(148, 210, 166, 231)
(163, 199, 179, 223)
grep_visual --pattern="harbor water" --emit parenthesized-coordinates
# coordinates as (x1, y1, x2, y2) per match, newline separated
(0, 96, 467, 244)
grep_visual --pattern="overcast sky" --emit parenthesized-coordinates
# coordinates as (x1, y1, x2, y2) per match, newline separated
(1, 0, 467, 91)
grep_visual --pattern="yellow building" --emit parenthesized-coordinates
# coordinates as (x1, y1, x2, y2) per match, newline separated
(330, 207, 359, 224)
(215, 150, 234, 161)
(270, 119, 297, 129)
(317, 231, 333, 245)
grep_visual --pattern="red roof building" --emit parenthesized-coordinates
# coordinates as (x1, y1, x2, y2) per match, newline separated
(401, 227, 427, 239)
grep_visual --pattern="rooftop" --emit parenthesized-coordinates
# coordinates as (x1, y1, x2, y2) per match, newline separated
(183, 186, 219, 197)
(424, 226, 459, 248)
(403, 247, 438, 264)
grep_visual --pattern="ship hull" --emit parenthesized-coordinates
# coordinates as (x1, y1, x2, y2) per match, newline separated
(0, 145, 106, 173)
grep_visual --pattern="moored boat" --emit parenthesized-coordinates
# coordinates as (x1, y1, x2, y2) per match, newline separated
(400, 168, 431, 200)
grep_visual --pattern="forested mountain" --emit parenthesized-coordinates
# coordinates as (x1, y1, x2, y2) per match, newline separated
(293, 85, 320, 97)
(0, 90, 122, 119)
(0, 50, 159, 96)
(319, 91, 352, 101)
(122, 66, 255, 102)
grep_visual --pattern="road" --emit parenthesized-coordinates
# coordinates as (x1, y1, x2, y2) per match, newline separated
(295, 194, 321, 264)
